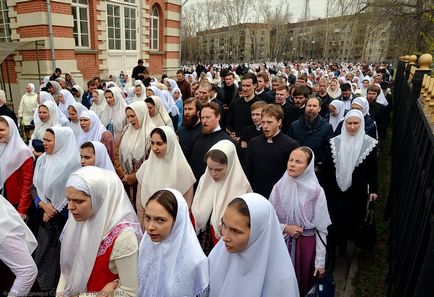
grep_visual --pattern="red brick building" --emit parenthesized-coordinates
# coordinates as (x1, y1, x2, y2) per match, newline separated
(0, 0, 181, 109)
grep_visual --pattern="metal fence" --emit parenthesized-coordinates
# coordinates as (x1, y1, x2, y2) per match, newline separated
(387, 58, 434, 296)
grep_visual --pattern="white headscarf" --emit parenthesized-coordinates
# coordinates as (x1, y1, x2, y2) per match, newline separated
(0, 116, 33, 189)
(138, 188, 209, 297)
(31, 100, 63, 140)
(374, 83, 389, 106)
(147, 96, 173, 128)
(72, 84, 84, 102)
(330, 110, 378, 192)
(0, 195, 37, 254)
(90, 89, 111, 127)
(119, 101, 155, 173)
(269, 147, 331, 232)
(327, 79, 341, 99)
(76, 110, 107, 147)
(328, 100, 345, 132)
(33, 127, 81, 211)
(351, 96, 370, 116)
(136, 126, 195, 207)
(107, 87, 127, 141)
(60, 166, 140, 296)
(90, 141, 115, 172)
(133, 81, 146, 102)
(160, 90, 179, 116)
(166, 78, 178, 96)
(59, 89, 77, 117)
(208, 193, 299, 297)
(192, 140, 252, 238)
(68, 102, 88, 138)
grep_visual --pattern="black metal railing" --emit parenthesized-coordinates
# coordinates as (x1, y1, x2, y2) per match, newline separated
(387, 59, 434, 296)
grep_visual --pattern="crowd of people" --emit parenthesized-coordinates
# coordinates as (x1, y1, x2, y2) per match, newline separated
(0, 59, 392, 296)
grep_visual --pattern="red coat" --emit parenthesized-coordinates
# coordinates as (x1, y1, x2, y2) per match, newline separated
(5, 157, 34, 215)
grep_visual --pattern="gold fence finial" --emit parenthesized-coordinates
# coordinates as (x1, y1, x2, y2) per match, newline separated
(403, 55, 410, 62)
(419, 54, 433, 70)
(409, 55, 418, 64)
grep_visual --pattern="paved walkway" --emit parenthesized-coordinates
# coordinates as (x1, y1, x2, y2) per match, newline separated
(334, 242, 358, 297)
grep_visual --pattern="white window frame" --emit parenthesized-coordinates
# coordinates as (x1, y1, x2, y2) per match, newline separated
(72, 0, 90, 48)
(107, 0, 138, 52)
(0, 0, 11, 42)
(150, 5, 159, 51)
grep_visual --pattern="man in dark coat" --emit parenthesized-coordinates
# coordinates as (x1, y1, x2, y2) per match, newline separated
(176, 69, 192, 100)
(288, 97, 333, 182)
(190, 102, 231, 182)
(177, 97, 202, 160)
(131, 59, 147, 82)
(244, 104, 298, 198)
(367, 84, 390, 140)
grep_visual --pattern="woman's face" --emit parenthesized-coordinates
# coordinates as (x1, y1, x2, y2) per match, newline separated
(80, 117, 91, 132)
(165, 80, 171, 91)
(173, 89, 181, 99)
(80, 147, 96, 167)
(287, 149, 309, 178)
(65, 187, 92, 221)
(0, 121, 10, 143)
(25, 85, 32, 93)
(135, 86, 142, 97)
(105, 91, 115, 107)
(222, 205, 250, 253)
(92, 91, 99, 103)
(346, 116, 361, 136)
(43, 131, 55, 154)
(146, 89, 154, 97)
(65, 74, 71, 80)
(150, 132, 167, 159)
(146, 102, 157, 117)
(144, 199, 175, 242)
(351, 103, 363, 112)
(328, 104, 337, 116)
(126, 108, 140, 129)
(68, 107, 78, 123)
(58, 93, 65, 104)
(206, 157, 228, 182)
(38, 106, 50, 122)
(330, 80, 337, 90)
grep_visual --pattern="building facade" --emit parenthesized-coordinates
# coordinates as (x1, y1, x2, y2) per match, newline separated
(0, 0, 181, 109)
(196, 23, 271, 65)
(191, 15, 395, 65)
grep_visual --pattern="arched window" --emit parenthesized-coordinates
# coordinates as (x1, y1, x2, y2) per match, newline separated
(150, 5, 159, 51)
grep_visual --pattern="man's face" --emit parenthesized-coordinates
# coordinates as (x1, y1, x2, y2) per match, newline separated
(275, 89, 288, 105)
(183, 102, 199, 127)
(262, 115, 281, 139)
(293, 94, 307, 108)
(367, 91, 378, 104)
(225, 75, 234, 87)
(305, 98, 321, 121)
(198, 86, 210, 103)
(256, 77, 266, 91)
(319, 82, 327, 94)
(241, 78, 256, 98)
(201, 107, 220, 134)
(251, 108, 263, 127)
(271, 81, 280, 92)
(177, 73, 184, 82)
(88, 84, 97, 92)
(296, 79, 306, 86)
(341, 90, 352, 100)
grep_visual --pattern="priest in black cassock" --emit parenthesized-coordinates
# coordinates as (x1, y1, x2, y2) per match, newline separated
(244, 104, 298, 198)
(190, 102, 231, 182)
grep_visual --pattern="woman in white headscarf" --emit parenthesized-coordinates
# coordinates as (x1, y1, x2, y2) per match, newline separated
(147, 86, 176, 117)
(136, 126, 195, 230)
(114, 101, 155, 204)
(374, 83, 389, 107)
(77, 110, 115, 161)
(145, 96, 174, 129)
(58, 89, 77, 117)
(57, 166, 141, 297)
(67, 102, 87, 138)
(172, 87, 183, 129)
(90, 89, 111, 127)
(269, 147, 331, 296)
(0, 116, 34, 220)
(79, 141, 115, 172)
(348, 97, 377, 139)
(105, 87, 127, 142)
(191, 140, 251, 255)
(32, 92, 69, 127)
(18, 83, 38, 129)
(165, 78, 178, 96)
(0, 195, 38, 296)
(33, 126, 81, 292)
(326, 110, 378, 263)
(72, 84, 84, 103)
(327, 78, 341, 99)
(29, 100, 65, 157)
(208, 193, 299, 297)
(327, 100, 345, 133)
(138, 188, 209, 297)
(133, 80, 146, 102)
